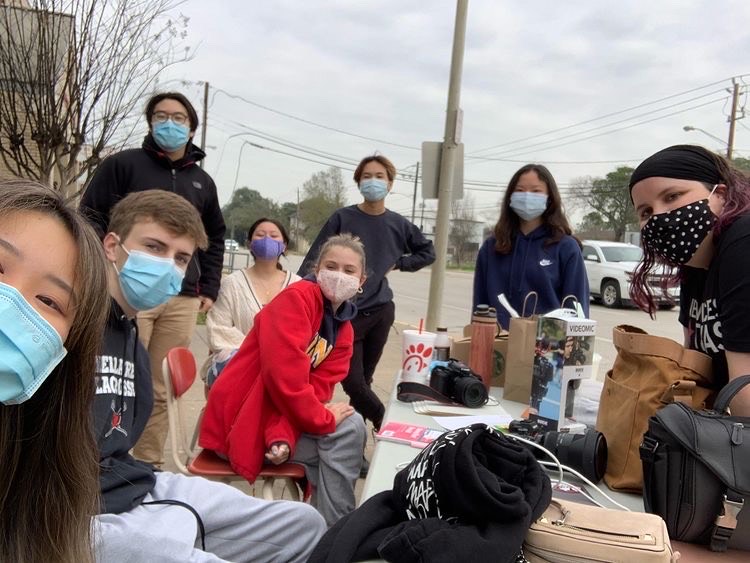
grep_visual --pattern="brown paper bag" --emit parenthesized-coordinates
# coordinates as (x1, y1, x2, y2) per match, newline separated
(451, 331, 508, 387)
(503, 315, 538, 403)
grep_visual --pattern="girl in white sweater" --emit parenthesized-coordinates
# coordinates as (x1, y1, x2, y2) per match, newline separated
(205, 218, 300, 384)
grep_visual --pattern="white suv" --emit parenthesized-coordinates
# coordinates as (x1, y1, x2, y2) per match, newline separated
(581, 240, 679, 309)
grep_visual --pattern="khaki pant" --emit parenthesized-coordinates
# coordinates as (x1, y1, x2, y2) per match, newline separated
(133, 295, 200, 466)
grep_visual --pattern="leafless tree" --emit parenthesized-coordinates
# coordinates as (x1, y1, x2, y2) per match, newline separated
(449, 192, 479, 267)
(0, 0, 191, 196)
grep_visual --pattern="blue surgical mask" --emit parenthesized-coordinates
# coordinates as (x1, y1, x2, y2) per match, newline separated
(510, 192, 548, 221)
(152, 120, 190, 152)
(116, 246, 185, 311)
(0, 282, 67, 405)
(250, 236, 285, 260)
(359, 179, 389, 202)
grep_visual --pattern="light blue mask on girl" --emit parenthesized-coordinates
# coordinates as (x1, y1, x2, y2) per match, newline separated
(0, 282, 67, 405)
(359, 179, 389, 202)
(152, 120, 191, 153)
(117, 247, 185, 311)
(510, 192, 548, 221)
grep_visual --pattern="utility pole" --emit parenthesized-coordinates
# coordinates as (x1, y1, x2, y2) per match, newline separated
(199, 81, 209, 168)
(410, 161, 420, 223)
(727, 80, 740, 160)
(425, 0, 468, 332)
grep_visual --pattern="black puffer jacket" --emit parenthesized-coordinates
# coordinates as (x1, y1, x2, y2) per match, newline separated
(80, 135, 226, 300)
(310, 424, 551, 563)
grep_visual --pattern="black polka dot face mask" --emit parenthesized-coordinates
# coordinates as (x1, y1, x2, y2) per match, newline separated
(641, 186, 718, 265)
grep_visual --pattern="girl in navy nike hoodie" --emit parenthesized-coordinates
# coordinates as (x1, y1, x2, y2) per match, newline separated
(473, 164, 589, 329)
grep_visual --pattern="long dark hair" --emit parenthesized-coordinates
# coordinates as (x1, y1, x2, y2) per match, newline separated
(0, 181, 109, 563)
(493, 163, 576, 254)
(247, 217, 291, 271)
(630, 148, 750, 316)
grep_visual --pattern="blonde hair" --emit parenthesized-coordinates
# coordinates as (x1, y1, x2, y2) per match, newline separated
(315, 233, 367, 273)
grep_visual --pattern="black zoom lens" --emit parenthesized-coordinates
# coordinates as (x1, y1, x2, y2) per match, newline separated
(542, 430, 607, 483)
(453, 376, 488, 408)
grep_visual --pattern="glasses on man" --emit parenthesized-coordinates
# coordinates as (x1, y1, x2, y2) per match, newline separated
(152, 111, 189, 125)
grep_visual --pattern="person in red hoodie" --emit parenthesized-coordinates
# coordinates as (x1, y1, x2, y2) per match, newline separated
(200, 234, 368, 526)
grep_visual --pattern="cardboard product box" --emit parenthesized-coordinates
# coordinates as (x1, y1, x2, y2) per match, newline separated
(529, 315, 597, 432)
(451, 325, 509, 387)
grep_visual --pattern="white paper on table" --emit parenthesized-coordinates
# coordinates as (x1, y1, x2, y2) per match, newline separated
(412, 400, 494, 416)
(433, 413, 514, 431)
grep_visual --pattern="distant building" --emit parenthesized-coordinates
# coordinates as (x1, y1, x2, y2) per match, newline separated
(0, 0, 74, 186)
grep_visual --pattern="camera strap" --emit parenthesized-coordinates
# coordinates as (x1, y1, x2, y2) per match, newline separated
(396, 381, 455, 404)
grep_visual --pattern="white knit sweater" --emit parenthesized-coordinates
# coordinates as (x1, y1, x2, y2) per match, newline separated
(205, 268, 301, 353)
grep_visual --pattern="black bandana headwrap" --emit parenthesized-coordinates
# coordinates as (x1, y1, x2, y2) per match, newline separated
(629, 144, 722, 192)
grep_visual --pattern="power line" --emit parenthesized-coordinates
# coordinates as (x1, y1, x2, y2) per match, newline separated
(481, 90, 728, 158)
(212, 115, 361, 167)
(466, 155, 643, 164)
(489, 96, 728, 160)
(211, 87, 420, 151)
(470, 78, 736, 155)
(210, 113, 517, 189)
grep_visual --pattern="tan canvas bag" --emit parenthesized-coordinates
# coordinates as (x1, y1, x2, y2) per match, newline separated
(596, 325, 714, 492)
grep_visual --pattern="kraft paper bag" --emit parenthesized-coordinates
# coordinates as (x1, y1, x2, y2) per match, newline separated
(503, 315, 538, 403)
(451, 331, 508, 387)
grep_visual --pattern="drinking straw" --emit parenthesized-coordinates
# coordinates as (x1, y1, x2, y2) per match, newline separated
(418, 318, 423, 334)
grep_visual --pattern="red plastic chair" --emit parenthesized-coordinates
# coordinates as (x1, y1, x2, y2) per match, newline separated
(163, 347, 310, 501)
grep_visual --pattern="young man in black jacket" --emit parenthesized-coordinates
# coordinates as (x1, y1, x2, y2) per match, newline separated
(94, 190, 325, 562)
(81, 92, 226, 467)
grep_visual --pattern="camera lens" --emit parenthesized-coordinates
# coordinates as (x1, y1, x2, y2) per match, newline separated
(542, 430, 607, 483)
(453, 376, 488, 408)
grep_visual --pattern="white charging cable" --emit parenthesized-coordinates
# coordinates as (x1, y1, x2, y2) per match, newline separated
(507, 433, 632, 512)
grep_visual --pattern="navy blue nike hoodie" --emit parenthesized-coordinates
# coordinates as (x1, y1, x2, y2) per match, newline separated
(473, 226, 589, 329)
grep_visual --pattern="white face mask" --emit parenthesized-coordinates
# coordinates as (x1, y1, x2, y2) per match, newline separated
(316, 269, 360, 303)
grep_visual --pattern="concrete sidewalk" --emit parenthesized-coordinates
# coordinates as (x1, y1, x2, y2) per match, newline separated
(162, 319, 413, 500)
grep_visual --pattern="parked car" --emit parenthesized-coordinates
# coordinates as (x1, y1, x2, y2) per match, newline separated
(224, 239, 239, 252)
(581, 240, 679, 309)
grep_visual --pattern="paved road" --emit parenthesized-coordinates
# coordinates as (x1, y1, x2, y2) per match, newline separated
(235, 251, 684, 372)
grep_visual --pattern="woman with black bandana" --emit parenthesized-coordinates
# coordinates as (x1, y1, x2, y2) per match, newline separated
(629, 144, 750, 416)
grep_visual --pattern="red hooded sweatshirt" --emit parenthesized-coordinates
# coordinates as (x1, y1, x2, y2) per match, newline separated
(199, 279, 355, 482)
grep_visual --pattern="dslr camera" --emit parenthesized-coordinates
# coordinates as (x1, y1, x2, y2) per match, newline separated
(430, 360, 488, 408)
(508, 418, 607, 483)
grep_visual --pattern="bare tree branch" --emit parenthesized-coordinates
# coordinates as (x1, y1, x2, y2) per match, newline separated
(449, 193, 479, 267)
(0, 0, 193, 195)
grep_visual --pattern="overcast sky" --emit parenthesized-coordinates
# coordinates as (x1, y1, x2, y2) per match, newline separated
(152, 0, 750, 226)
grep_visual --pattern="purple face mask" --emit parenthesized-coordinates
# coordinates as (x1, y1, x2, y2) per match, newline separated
(250, 236, 285, 260)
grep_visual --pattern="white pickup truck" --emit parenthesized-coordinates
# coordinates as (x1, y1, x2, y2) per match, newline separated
(581, 240, 679, 309)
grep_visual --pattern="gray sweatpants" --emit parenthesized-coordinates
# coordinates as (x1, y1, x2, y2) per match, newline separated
(94, 472, 326, 563)
(292, 412, 367, 526)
